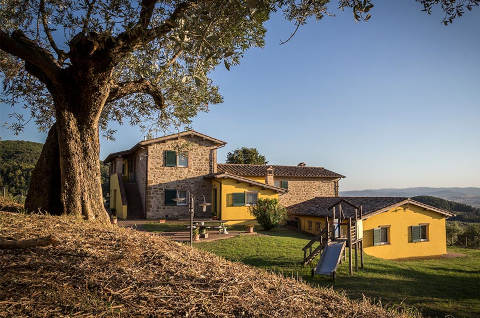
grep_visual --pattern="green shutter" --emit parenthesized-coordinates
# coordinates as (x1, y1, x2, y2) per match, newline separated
(164, 150, 177, 167)
(164, 189, 177, 206)
(373, 228, 381, 246)
(411, 225, 421, 242)
(232, 193, 245, 206)
(280, 180, 288, 189)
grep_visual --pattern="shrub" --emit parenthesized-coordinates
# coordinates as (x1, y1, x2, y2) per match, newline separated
(249, 198, 286, 230)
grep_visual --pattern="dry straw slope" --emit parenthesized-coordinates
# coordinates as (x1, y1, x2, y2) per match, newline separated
(0, 212, 408, 317)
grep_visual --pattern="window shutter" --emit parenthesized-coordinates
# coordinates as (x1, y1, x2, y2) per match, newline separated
(164, 189, 177, 206)
(232, 193, 245, 206)
(420, 225, 427, 240)
(373, 228, 381, 246)
(411, 225, 421, 242)
(164, 150, 177, 167)
(280, 180, 288, 189)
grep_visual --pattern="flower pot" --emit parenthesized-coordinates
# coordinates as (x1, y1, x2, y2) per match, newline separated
(194, 234, 200, 241)
(246, 225, 254, 233)
(111, 216, 118, 225)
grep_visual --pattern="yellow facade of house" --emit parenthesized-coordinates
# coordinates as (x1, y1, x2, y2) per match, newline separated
(212, 178, 279, 225)
(109, 174, 127, 219)
(362, 204, 447, 259)
(296, 202, 448, 260)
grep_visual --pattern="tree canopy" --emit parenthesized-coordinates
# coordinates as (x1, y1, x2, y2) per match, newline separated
(1, 0, 477, 136)
(226, 147, 268, 165)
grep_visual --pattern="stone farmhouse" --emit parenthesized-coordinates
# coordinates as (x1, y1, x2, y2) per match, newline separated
(104, 130, 344, 222)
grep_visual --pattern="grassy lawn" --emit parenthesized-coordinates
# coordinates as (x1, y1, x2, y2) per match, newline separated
(196, 228, 480, 318)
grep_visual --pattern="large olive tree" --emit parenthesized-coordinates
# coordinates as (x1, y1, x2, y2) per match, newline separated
(0, 0, 476, 222)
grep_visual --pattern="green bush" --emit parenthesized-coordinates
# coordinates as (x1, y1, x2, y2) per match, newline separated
(446, 221, 480, 248)
(249, 198, 286, 230)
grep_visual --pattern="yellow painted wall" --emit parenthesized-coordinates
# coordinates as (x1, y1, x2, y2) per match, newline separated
(109, 174, 127, 219)
(363, 204, 447, 259)
(297, 216, 326, 235)
(216, 178, 278, 225)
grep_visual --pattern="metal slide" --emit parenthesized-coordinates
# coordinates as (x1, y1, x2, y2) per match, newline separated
(313, 241, 346, 277)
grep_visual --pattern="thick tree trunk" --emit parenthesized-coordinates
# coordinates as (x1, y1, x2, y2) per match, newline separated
(26, 117, 109, 222)
(25, 124, 62, 215)
(26, 72, 110, 223)
(54, 105, 108, 222)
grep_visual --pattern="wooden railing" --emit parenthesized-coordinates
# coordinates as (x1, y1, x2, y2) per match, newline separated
(302, 227, 329, 265)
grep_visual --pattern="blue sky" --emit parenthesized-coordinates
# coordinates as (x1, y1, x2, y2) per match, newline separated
(1, 0, 479, 191)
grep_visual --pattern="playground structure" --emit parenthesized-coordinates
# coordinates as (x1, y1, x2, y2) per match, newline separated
(302, 199, 364, 280)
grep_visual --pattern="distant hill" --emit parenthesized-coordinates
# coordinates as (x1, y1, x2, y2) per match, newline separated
(412, 196, 480, 223)
(0, 140, 109, 200)
(341, 187, 480, 208)
(0, 140, 43, 197)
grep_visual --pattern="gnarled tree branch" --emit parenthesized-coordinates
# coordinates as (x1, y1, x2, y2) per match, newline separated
(0, 29, 61, 86)
(39, 0, 67, 63)
(108, 79, 165, 108)
(111, 0, 197, 59)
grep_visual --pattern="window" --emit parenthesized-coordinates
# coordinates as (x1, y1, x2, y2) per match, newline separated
(164, 150, 188, 167)
(315, 222, 321, 233)
(410, 224, 428, 242)
(274, 180, 288, 189)
(232, 193, 245, 206)
(164, 189, 187, 206)
(176, 190, 187, 206)
(164, 189, 177, 206)
(164, 151, 177, 167)
(178, 152, 188, 167)
(373, 226, 389, 245)
(246, 192, 258, 205)
(307, 220, 312, 230)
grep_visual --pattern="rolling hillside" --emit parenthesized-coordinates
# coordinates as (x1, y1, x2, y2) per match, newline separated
(341, 187, 480, 208)
(412, 196, 480, 223)
(0, 140, 109, 200)
(0, 140, 43, 197)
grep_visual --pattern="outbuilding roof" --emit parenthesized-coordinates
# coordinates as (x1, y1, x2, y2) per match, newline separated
(104, 130, 226, 162)
(288, 197, 454, 219)
(217, 164, 344, 179)
(205, 172, 287, 193)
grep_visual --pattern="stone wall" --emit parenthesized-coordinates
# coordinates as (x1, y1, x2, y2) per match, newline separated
(134, 148, 147, 212)
(277, 177, 338, 207)
(145, 135, 218, 219)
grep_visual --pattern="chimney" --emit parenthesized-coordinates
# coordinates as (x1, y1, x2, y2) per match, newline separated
(265, 166, 274, 185)
(297, 162, 306, 167)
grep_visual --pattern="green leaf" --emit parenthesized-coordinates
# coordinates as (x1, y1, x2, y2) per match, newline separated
(224, 60, 231, 71)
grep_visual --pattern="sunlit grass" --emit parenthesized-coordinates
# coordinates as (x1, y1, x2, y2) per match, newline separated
(197, 228, 480, 318)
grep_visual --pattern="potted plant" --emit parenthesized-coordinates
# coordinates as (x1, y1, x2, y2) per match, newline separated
(193, 228, 200, 241)
(246, 224, 254, 233)
(199, 226, 208, 239)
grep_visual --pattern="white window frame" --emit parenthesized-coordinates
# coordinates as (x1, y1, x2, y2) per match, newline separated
(176, 190, 188, 206)
(177, 152, 188, 167)
(245, 191, 258, 206)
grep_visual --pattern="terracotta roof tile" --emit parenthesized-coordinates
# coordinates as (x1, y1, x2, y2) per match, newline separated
(288, 197, 453, 218)
(217, 164, 344, 178)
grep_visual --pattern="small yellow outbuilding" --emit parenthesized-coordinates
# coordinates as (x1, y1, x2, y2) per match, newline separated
(289, 197, 454, 260)
(206, 172, 287, 225)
